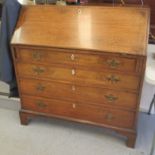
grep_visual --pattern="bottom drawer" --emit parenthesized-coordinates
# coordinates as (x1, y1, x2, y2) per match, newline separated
(21, 95, 135, 129)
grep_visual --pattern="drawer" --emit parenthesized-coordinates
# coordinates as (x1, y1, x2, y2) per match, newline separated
(16, 48, 139, 73)
(16, 63, 75, 82)
(19, 79, 137, 109)
(19, 79, 76, 101)
(22, 95, 135, 129)
(75, 85, 137, 110)
(75, 69, 140, 91)
(17, 63, 140, 91)
(17, 48, 76, 65)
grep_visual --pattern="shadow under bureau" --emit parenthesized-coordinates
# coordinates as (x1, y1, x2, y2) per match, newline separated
(11, 5, 149, 147)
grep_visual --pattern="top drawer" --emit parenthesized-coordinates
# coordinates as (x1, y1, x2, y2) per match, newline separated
(14, 48, 140, 73)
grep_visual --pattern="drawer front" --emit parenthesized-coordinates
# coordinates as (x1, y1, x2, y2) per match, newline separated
(19, 79, 76, 101)
(17, 48, 138, 73)
(75, 53, 138, 73)
(75, 69, 140, 91)
(17, 48, 76, 65)
(16, 63, 75, 82)
(75, 85, 137, 109)
(17, 63, 140, 91)
(22, 95, 135, 129)
(19, 79, 137, 109)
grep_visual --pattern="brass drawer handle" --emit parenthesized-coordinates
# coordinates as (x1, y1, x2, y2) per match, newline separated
(36, 84, 45, 92)
(105, 113, 114, 121)
(106, 75, 120, 83)
(104, 94, 118, 102)
(32, 52, 42, 60)
(36, 101, 47, 108)
(33, 66, 45, 75)
(107, 59, 120, 68)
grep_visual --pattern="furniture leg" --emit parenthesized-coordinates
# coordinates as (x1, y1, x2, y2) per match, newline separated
(118, 130, 136, 148)
(19, 111, 29, 125)
(126, 132, 136, 148)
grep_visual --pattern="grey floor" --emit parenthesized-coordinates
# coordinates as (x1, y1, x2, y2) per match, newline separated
(0, 105, 154, 155)
(136, 113, 155, 155)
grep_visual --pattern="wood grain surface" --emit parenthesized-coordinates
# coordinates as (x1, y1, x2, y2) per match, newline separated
(11, 5, 150, 56)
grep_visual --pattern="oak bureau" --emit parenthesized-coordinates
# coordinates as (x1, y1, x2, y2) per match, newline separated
(11, 5, 150, 147)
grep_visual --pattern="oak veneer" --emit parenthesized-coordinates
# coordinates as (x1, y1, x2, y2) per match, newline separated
(11, 5, 149, 148)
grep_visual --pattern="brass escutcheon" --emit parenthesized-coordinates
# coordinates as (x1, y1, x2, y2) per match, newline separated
(72, 85, 76, 91)
(71, 69, 76, 75)
(72, 103, 76, 109)
(71, 54, 75, 61)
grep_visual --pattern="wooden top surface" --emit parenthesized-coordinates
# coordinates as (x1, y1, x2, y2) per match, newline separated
(11, 5, 150, 56)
